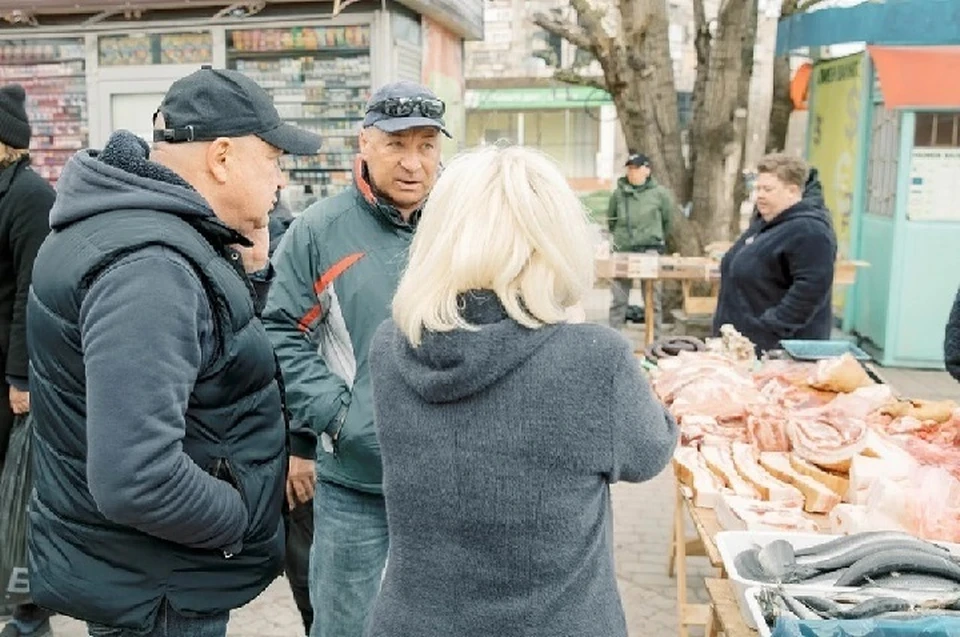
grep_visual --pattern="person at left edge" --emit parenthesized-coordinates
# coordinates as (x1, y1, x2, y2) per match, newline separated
(25, 66, 321, 637)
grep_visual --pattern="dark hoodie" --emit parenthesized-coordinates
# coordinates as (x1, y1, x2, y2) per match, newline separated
(713, 169, 837, 351)
(366, 291, 678, 637)
(26, 132, 285, 627)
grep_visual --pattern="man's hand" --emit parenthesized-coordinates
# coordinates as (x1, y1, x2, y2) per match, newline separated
(9, 387, 28, 414)
(234, 225, 271, 273)
(286, 455, 316, 510)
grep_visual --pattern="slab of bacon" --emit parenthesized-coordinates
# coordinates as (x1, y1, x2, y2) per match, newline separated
(730, 443, 804, 504)
(759, 452, 842, 513)
(700, 445, 759, 499)
(745, 405, 791, 452)
(788, 412, 869, 472)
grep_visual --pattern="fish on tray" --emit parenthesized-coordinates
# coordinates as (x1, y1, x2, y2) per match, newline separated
(735, 531, 960, 586)
(757, 587, 960, 630)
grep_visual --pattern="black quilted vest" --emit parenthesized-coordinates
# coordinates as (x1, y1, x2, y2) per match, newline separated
(26, 208, 286, 628)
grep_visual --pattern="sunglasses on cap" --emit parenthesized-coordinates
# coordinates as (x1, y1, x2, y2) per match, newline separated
(366, 96, 445, 119)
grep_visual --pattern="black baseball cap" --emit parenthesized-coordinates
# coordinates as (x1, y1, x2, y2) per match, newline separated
(363, 80, 451, 138)
(154, 66, 321, 155)
(625, 152, 650, 167)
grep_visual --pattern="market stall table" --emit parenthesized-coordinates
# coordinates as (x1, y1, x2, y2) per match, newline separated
(705, 578, 756, 637)
(670, 480, 830, 637)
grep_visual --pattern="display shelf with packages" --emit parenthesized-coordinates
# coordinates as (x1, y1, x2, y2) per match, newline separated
(0, 39, 88, 185)
(227, 25, 372, 211)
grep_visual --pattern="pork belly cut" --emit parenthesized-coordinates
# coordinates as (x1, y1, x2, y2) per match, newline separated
(673, 447, 722, 508)
(700, 445, 759, 499)
(759, 452, 842, 514)
(730, 443, 804, 504)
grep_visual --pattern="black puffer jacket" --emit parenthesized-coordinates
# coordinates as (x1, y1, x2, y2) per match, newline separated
(945, 286, 960, 382)
(713, 170, 838, 352)
(0, 157, 53, 389)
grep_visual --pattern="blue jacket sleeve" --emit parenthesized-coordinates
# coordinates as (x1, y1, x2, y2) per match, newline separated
(80, 247, 248, 551)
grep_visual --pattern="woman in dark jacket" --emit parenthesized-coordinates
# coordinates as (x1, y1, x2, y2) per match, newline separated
(712, 153, 837, 352)
(366, 146, 678, 637)
(0, 84, 55, 637)
(944, 286, 960, 382)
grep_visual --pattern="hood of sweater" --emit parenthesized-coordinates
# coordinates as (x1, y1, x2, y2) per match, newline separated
(387, 290, 561, 404)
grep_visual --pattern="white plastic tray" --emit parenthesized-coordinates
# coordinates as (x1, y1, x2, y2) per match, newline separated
(717, 531, 856, 628)
(716, 530, 960, 628)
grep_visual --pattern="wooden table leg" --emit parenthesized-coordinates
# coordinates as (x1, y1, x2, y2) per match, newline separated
(644, 279, 655, 346)
(674, 486, 689, 637)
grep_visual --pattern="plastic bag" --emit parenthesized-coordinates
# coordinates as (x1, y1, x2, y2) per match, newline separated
(772, 615, 960, 637)
(0, 414, 34, 607)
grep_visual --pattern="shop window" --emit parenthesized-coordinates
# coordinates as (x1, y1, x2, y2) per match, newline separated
(0, 38, 88, 185)
(99, 31, 213, 66)
(227, 25, 372, 210)
(866, 105, 900, 218)
(914, 111, 960, 148)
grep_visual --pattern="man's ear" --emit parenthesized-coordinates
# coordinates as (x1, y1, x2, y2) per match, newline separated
(358, 128, 371, 159)
(206, 138, 232, 184)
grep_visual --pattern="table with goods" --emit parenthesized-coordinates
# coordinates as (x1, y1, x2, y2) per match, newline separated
(649, 326, 960, 636)
(595, 246, 869, 347)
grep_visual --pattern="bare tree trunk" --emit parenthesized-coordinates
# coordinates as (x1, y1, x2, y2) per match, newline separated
(688, 0, 760, 249)
(612, 0, 688, 204)
(766, 55, 793, 152)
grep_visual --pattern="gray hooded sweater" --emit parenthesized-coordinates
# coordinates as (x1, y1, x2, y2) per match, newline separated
(366, 291, 678, 637)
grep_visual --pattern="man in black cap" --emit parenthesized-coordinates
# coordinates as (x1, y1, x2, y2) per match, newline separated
(607, 152, 676, 335)
(0, 83, 55, 637)
(262, 80, 446, 637)
(25, 67, 321, 637)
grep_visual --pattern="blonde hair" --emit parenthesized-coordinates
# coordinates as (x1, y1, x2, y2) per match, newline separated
(392, 145, 596, 346)
(0, 141, 27, 167)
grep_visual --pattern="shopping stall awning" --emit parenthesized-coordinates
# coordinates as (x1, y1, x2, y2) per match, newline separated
(868, 45, 960, 109)
(465, 87, 613, 111)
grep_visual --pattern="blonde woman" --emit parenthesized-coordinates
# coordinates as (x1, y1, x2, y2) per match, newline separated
(366, 145, 678, 637)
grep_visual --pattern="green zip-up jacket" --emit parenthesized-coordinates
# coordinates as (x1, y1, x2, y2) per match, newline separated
(262, 162, 414, 494)
(607, 176, 676, 252)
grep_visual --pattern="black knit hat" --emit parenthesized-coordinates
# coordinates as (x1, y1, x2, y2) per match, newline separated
(0, 84, 30, 149)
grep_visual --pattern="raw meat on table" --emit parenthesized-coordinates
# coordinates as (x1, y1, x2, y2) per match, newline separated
(759, 452, 842, 513)
(745, 405, 791, 452)
(730, 442, 804, 504)
(788, 413, 869, 471)
(672, 446, 722, 508)
(700, 445, 759, 499)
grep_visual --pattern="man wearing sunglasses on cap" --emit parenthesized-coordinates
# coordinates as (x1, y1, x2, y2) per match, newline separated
(262, 80, 447, 637)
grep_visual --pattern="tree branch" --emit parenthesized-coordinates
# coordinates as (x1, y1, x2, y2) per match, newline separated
(797, 0, 828, 12)
(692, 0, 711, 68)
(531, 12, 595, 52)
(552, 68, 607, 92)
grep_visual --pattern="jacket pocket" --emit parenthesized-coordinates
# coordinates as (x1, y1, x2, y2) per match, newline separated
(227, 457, 285, 546)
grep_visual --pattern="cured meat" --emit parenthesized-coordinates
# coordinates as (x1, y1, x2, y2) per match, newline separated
(746, 405, 791, 452)
(808, 353, 874, 393)
(789, 454, 849, 497)
(716, 494, 817, 532)
(701, 445, 759, 498)
(759, 452, 842, 514)
(672, 447, 722, 508)
(678, 414, 748, 447)
(730, 443, 804, 504)
(823, 385, 895, 420)
(788, 414, 869, 471)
